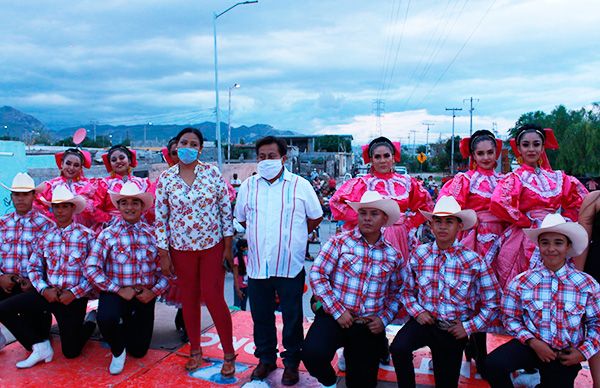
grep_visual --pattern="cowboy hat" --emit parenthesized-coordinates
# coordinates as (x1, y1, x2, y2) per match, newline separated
(524, 213, 588, 257)
(108, 181, 154, 211)
(40, 185, 86, 214)
(347, 191, 401, 227)
(0, 173, 36, 193)
(420, 195, 477, 231)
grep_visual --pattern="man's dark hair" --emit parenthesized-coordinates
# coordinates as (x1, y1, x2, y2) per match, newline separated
(255, 136, 287, 157)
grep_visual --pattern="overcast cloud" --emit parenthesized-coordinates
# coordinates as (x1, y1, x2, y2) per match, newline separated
(1, 0, 598, 143)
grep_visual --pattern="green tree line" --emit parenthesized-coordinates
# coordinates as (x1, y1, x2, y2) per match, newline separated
(509, 103, 600, 176)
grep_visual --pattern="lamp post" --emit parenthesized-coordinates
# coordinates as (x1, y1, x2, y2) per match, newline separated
(227, 83, 240, 163)
(213, 1, 258, 170)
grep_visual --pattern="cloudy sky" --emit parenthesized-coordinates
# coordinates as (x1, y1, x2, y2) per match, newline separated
(1, 0, 598, 144)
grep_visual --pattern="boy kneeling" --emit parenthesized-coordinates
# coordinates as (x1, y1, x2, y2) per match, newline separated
(302, 191, 405, 388)
(85, 182, 168, 375)
(485, 214, 600, 388)
(390, 196, 501, 388)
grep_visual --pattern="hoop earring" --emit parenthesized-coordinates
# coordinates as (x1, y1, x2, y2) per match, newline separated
(517, 156, 523, 165)
(537, 158, 543, 167)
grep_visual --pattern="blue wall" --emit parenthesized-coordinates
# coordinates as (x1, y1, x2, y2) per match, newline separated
(0, 141, 28, 215)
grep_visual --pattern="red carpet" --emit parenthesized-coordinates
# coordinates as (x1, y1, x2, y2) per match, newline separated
(0, 310, 593, 387)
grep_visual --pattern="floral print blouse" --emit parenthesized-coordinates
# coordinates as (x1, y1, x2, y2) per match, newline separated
(154, 163, 234, 251)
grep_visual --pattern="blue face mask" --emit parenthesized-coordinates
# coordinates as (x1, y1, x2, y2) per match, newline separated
(177, 147, 199, 164)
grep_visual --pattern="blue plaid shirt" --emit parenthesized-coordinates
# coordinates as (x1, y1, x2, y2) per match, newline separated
(85, 219, 168, 295)
(0, 210, 54, 276)
(400, 240, 501, 335)
(503, 264, 600, 359)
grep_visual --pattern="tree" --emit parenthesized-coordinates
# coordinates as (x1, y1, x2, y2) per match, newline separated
(509, 104, 600, 175)
(314, 135, 352, 153)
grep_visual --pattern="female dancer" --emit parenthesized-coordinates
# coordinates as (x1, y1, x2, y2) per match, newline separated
(439, 129, 507, 372)
(330, 136, 433, 260)
(490, 124, 587, 289)
(94, 144, 153, 226)
(34, 148, 108, 228)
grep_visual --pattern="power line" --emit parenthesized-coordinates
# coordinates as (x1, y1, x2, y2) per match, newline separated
(377, 0, 404, 100)
(401, 0, 468, 109)
(379, 0, 412, 100)
(418, 0, 497, 106)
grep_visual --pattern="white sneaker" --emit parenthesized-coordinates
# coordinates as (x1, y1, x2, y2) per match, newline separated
(0, 330, 6, 350)
(16, 340, 53, 368)
(109, 350, 126, 375)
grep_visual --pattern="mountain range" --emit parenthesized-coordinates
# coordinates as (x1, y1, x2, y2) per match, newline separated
(0, 106, 300, 143)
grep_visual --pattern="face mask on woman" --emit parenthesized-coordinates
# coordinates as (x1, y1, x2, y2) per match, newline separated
(257, 159, 283, 180)
(177, 147, 199, 165)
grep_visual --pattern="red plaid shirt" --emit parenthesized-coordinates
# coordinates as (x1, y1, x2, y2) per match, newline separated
(401, 241, 501, 335)
(85, 219, 168, 295)
(310, 227, 405, 326)
(28, 222, 94, 298)
(0, 210, 54, 276)
(503, 264, 600, 359)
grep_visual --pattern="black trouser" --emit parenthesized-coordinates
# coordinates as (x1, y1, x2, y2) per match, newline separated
(0, 288, 52, 352)
(247, 269, 305, 368)
(96, 292, 156, 357)
(484, 338, 582, 388)
(390, 318, 468, 388)
(302, 311, 386, 388)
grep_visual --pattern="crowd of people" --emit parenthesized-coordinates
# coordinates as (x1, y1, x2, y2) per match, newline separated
(0, 124, 598, 388)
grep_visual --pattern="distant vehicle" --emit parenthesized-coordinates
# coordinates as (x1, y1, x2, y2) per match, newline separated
(395, 165, 408, 175)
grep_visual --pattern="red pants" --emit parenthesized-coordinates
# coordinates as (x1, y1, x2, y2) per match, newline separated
(170, 241, 233, 354)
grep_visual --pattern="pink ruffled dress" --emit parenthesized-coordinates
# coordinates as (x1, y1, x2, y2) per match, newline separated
(34, 175, 110, 229)
(330, 170, 433, 260)
(489, 164, 587, 289)
(93, 174, 154, 228)
(439, 167, 507, 261)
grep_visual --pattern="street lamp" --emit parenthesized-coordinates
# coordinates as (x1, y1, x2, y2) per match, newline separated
(143, 122, 152, 146)
(213, 1, 258, 170)
(227, 83, 240, 163)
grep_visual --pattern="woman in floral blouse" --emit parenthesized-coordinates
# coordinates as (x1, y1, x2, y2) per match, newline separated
(154, 127, 235, 376)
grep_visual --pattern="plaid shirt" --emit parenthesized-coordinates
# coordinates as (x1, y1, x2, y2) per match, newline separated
(28, 222, 94, 298)
(401, 241, 501, 335)
(503, 264, 600, 359)
(85, 219, 168, 295)
(310, 227, 404, 326)
(0, 211, 54, 276)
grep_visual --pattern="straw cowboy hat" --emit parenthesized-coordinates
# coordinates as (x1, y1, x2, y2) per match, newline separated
(347, 191, 401, 227)
(39, 185, 86, 214)
(420, 195, 477, 231)
(0, 173, 36, 193)
(524, 213, 588, 257)
(108, 181, 154, 211)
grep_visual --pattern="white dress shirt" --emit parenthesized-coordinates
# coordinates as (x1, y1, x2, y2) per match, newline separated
(234, 168, 323, 279)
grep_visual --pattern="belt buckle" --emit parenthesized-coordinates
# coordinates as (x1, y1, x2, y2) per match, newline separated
(436, 319, 455, 330)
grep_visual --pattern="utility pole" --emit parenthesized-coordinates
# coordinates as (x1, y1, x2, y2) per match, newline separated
(91, 120, 97, 142)
(422, 122, 435, 155)
(445, 107, 462, 175)
(463, 97, 479, 136)
(372, 99, 385, 136)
